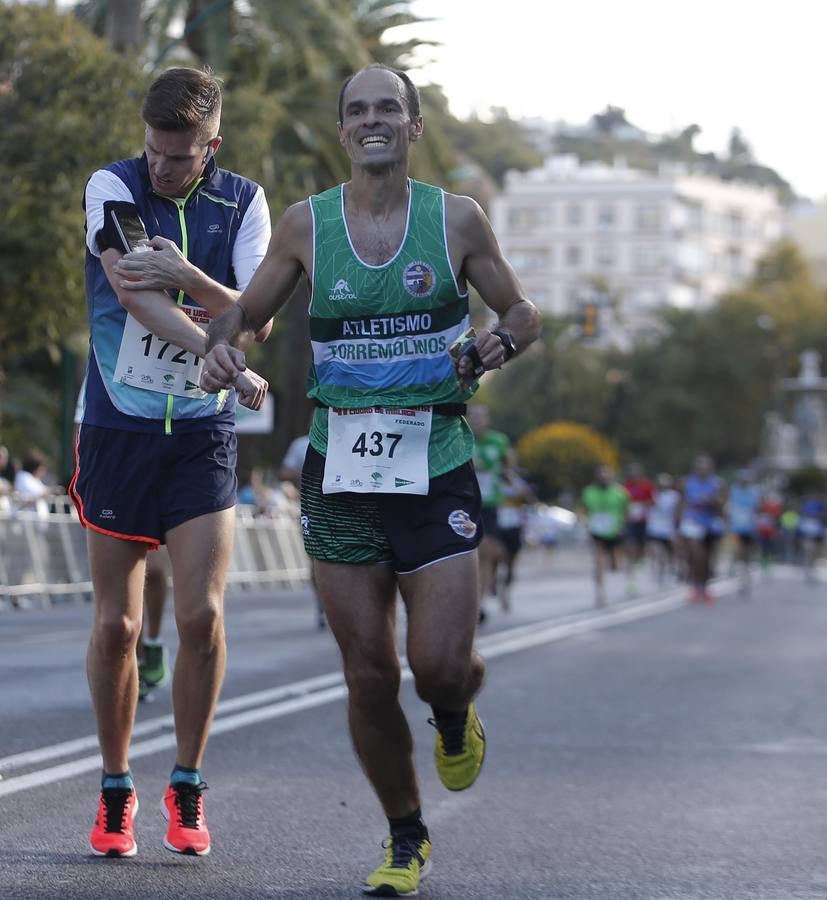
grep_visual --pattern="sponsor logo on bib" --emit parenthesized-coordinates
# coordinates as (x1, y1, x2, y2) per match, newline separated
(448, 509, 477, 539)
(330, 278, 357, 301)
(402, 261, 436, 297)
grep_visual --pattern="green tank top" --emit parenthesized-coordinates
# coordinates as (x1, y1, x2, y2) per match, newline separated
(307, 179, 475, 477)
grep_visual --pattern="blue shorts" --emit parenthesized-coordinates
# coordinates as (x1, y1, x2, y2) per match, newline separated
(70, 425, 237, 545)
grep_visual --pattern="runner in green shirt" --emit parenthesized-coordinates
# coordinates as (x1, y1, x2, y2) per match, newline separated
(201, 64, 542, 897)
(469, 403, 513, 617)
(581, 465, 629, 608)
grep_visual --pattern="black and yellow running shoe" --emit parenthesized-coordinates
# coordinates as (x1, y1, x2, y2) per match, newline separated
(363, 832, 432, 897)
(429, 702, 486, 791)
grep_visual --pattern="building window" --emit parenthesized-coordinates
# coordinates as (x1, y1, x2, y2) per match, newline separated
(635, 204, 662, 233)
(685, 202, 703, 231)
(727, 248, 743, 278)
(507, 206, 553, 229)
(633, 245, 662, 273)
(596, 203, 616, 229)
(566, 285, 582, 310)
(726, 211, 744, 239)
(596, 244, 615, 269)
(565, 203, 582, 227)
(508, 249, 550, 273)
(565, 245, 582, 267)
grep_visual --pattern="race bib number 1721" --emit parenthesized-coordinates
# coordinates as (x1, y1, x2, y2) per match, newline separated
(113, 308, 208, 400)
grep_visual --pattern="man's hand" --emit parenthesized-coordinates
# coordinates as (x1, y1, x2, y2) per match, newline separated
(235, 368, 268, 411)
(113, 236, 192, 291)
(451, 328, 507, 389)
(458, 329, 507, 374)
(200, 342, 247, 393)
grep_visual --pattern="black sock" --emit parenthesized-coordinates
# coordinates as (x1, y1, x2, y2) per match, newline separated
(388, 807, 428, 840)
(430, 705, 467, 725)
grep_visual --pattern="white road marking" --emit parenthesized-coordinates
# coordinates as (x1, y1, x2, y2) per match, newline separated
(0, 578, 741, 799)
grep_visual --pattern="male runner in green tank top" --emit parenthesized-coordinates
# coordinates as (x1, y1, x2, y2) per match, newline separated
(201, 64, 541, 896)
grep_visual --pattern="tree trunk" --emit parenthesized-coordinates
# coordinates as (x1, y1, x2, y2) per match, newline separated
(105, 0, 143, 54)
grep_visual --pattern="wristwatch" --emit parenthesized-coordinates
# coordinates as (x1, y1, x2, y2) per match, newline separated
(491, 328, 517, 362)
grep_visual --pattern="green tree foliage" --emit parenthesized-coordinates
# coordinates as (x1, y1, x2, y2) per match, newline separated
(481, 242, 827, 482)
(478, 316, 613, 440)
(786, 466, 827, 497)
(442, 107, 543, 187)
(595, 242, 827, 474)
(0, 4, 147, 364)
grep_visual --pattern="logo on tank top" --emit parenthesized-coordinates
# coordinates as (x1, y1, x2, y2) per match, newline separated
(402, 261, 436, 298)
(448, 509, 477, 539)
(330, 278, 357, 301)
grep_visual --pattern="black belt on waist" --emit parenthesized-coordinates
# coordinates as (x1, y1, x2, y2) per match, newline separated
(313, 400, 466, 416)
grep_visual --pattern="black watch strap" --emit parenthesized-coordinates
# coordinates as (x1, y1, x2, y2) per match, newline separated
(492, 328, 517, 362)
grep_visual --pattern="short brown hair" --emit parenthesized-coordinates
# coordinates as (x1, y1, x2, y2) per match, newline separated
(141, 67, 222, 144)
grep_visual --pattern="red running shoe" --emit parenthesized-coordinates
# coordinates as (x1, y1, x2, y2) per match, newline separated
(90, 787, 138, 857)
(162, 781, 211, 856)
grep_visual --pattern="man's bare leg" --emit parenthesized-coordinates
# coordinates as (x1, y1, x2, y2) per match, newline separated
(86, 531, 148, 773)
(165, 508, 234, 768)
(142, 548, 168, 642)
(401, 552, 484, 712)
(314, 559, 419, 818)
(592, 542, 607, 608)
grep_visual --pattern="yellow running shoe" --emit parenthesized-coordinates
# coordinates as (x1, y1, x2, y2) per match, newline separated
(363, 833, 432, 897)
(430, 702, 486, 791)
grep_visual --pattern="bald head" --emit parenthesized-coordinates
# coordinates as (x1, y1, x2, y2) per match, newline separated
(338, 64, 420, 123)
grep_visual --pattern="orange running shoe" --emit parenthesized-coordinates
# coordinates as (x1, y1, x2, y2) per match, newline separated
(162, 781, 210, 856)
(89, 787, 139, 857)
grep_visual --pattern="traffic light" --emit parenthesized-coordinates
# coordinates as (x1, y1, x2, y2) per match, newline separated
(580, 301, 599, 339)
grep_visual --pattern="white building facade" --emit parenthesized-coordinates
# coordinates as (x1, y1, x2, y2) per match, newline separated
(491, 155, 785, 317)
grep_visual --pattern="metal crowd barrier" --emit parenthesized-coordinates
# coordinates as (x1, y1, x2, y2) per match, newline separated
(0, 496, 310, 609)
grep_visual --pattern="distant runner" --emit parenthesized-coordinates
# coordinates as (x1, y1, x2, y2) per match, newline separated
(581, 465, 629, 608)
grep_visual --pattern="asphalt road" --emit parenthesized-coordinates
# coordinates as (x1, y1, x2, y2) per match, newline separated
(1, 555, 825, 899)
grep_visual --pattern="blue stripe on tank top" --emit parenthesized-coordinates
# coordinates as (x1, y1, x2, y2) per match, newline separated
(315, 355, 456, 390)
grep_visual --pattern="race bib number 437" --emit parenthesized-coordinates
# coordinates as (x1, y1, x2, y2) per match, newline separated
(323, 406, 432, 495)
(113, 308, 208, 399)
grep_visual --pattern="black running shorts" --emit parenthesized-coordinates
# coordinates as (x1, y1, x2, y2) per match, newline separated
(71, 424, 237, 544)
(300, 445, 482, 574)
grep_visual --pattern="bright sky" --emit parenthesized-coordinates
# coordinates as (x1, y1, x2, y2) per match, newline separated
(397, 0, 826, 201)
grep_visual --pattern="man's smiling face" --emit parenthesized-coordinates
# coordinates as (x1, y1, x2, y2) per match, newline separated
(337, 68, 422, 173)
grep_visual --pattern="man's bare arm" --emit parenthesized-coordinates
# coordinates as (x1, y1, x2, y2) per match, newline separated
(112, 236, 273, 342)
(102, 249, 208, 356)
(201, 201, 311, 393)
(446, 194, 542, 373)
